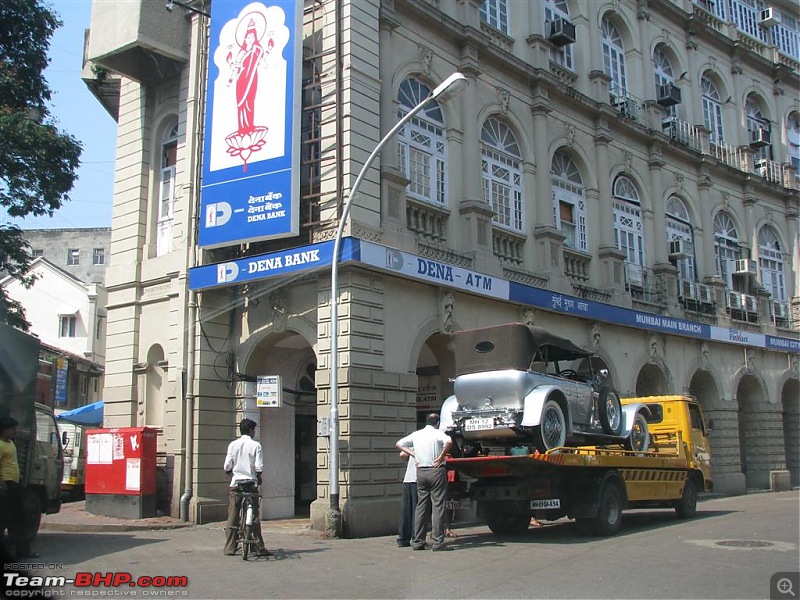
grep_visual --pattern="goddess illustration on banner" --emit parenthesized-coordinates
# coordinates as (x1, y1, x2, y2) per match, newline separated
(208, 2, 289, 173)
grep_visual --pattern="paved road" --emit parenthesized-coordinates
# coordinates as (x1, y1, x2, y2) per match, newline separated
(14, 491, 800, 599)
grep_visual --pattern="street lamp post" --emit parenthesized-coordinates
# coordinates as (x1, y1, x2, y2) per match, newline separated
(327, 72, 468, 535)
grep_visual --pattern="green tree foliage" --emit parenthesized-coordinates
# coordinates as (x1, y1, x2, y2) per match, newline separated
(0, 0, 82, 330)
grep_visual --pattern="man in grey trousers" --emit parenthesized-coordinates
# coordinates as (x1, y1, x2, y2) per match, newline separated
(396, 413, 453, 551)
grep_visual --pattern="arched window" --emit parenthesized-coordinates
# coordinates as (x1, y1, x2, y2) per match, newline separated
(545, 0, 573, 71)
(788, 112, 800, 172)
(482, 118, 523, 232)
(653, 47, 677, 121)
(666, 196, 696, 282)
(397, 77, 447, 206)
(758, 225, 785, 300)
(745, 97, 770, 161)
(156, 119, 179, 257)
(701, 76, 724, 145)
(551, 151, 586, 251)
(613, 176, 645, 287)
(602, 18, 628, 99)
(713, 211, 741, 287)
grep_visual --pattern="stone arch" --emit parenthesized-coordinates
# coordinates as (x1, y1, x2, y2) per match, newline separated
(392, 68, 462, 132)
(735, 370, 782, 490)
(477, 108, 531, 162)
(143, 343, 166, 429)
(549, 143, 597, 194)
(689, 368, 724, 486)
(781, 376, 800, 487)
(635, 363, 670, 397)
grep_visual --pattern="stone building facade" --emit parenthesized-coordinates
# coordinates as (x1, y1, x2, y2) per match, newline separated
(84, 0, 799, 537)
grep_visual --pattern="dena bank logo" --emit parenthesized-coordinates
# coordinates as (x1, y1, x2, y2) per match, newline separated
(217, 262, 239, 284)
(205, 202, 232, 228)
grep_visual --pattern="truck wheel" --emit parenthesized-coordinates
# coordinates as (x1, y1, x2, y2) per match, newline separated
(24, 490, 43, 544)
(624, 412, 649, 452)
(674, 476, 698, 519)
(598, 387, 623, 437)
(534, 399, 566, 453)
(591, 482, 623, 536)
(486, 511, 531, 535)
(574, 517, 594, 536)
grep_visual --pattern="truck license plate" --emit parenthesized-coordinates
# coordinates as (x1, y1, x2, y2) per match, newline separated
(530, 499, 560, 509)
(465, 418, 494, 431)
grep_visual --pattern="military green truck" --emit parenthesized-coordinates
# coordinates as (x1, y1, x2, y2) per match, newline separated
(0, 323, 63, 540)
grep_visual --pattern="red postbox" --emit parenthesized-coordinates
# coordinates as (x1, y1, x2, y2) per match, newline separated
(85, 427, 157, 519)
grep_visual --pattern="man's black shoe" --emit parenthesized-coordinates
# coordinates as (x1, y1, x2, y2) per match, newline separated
(397, 541, 411, 547)
(431, 545, 453, 551)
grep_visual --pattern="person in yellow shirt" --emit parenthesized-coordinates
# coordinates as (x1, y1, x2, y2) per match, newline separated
(0, 416, 37, 559)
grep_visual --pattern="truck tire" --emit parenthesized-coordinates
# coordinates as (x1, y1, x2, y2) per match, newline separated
(590, 481, 623, 536)
(24, 490, 43, 544)
(484, 504, 531, 535)
(533, 399, 566, 453)
(624, 412, 650, 452)
(598, 387, 623, 437)
(674, 476, 698, 519)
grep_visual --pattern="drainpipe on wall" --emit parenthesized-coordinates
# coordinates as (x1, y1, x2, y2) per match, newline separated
(180, 7, 209, 522)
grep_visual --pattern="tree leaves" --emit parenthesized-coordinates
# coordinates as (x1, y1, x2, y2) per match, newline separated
(0, 0, 83, 329)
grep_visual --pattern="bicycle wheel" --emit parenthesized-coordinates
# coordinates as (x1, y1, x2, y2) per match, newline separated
(242, 524, 252, 560)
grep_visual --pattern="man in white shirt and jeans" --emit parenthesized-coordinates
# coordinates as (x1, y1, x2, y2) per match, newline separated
(396, 413, 453, 551)
(223, 418, 270, 556)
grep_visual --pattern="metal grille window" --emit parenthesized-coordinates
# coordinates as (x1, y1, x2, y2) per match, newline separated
(67, 248, 80, 266)
(758, 225, 786, 301)
(713, 211, 741, 288)
(603, 18, 628, 99)
(666, 196, 696, 282)
(551, 151, 586, 251)
(480, 0, 510, 34)
(702, 77, 724, 145)
(397, 78, 447, 206)
(545, 0, 574, 70)
(481, 118, 523, 232)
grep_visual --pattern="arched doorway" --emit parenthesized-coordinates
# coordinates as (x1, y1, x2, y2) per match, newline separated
(736, 374, 773, 489)
(782, 378, 800, 488)
(243, 331, 317, 518)
(689, 369, 721, 484)
(415, 332, 453, 428)
(635, 363, 669, 396)
(144, 344, 166, 428)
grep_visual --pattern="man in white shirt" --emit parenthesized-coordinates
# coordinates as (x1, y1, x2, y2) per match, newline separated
(396, 413, 453, 551)
(396, 451, 417, 547)
(223, 418, 269, 556)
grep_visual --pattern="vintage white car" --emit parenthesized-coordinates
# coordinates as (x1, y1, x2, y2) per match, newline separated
(440, 323, 650, 454)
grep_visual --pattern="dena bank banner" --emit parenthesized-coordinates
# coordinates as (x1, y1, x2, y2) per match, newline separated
(199, 0, 302, 248)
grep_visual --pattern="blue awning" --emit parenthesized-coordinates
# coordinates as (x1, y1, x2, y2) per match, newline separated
(55, 401, 104, 426)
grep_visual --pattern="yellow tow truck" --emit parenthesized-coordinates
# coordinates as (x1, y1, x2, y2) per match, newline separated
(446, 395, 712, 536)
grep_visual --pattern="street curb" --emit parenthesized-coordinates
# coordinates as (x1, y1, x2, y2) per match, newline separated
(41, 521, 193, 533)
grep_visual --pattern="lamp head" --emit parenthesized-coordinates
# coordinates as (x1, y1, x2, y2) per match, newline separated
(432, 72, 468, 102)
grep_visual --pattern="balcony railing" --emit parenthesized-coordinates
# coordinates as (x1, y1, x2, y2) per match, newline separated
(710, 141, 748, 171)
(662, 118, 703, 152)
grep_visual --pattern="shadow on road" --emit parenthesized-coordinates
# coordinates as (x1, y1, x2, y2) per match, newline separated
(448, 508, 736, 548)
(33, 532, 164, 564)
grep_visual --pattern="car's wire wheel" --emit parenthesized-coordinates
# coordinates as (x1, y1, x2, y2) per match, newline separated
(534, 399, 566, 453)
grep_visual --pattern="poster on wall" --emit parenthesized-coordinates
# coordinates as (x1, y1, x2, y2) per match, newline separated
(55, 358, 68, 406)
(199, 0, 302, 248)
(256, 375, 282, 407)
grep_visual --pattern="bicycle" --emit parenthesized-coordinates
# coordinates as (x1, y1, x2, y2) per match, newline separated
(235, 482, 262, 560)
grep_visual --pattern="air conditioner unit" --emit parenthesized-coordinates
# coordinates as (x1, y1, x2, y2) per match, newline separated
(734, 258, 758, 275)
(727, 291, 743, 310)
(772, 300, 788, 320)
(679, 280, 697, 300)
(750, 128, 771, 148)
(625, 263, 644, 287)
(743, 294, 758, 314)
(547, 18, 576, 47)
(697, 284, 714, 305)
(669, 239, 693, 258)
(657, 83, 682, 107)
(754, 158, 769, 177)
(760, 7, 781, 27)
(612, 97, 638, 120)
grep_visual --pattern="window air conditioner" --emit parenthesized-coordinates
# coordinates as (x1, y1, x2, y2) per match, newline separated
(750, 128, 771, 148)
(612, 96, 638, 120)
(727, 291, 743, 310)
(669, 239, 693, 258)
(734, 259, 758, 275)
(772, 300, 788, 320)
(657, 83, 682, 107)
(743, 294, 758, 314)
(697, 284, 714, 305)
(625, 263, 644, 287)
(754, 158, 769, 177)
(547, 18, 576, 47)
(679, 280, 697, 300)
(760, 7, 781, 28)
